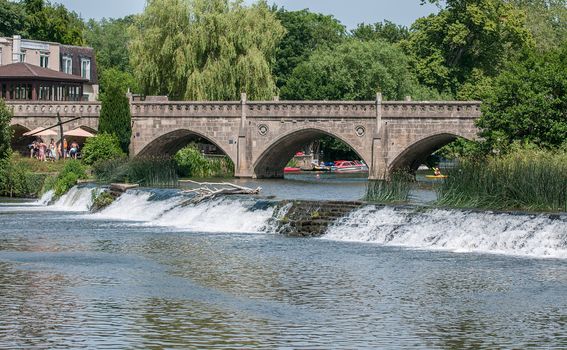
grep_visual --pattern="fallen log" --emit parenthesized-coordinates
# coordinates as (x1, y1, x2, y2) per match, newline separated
(181, 180, 261, 205)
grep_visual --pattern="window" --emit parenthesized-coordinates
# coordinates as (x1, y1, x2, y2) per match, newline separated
(40, 53, 49, 68)
(81, 58, 91, 80)
(63, 55, 72, 74)
(19, 51, 26, 63)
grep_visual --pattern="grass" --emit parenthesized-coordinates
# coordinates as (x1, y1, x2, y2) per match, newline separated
(437, 149, 567, 212)
(365, 171, 414, 203)
(12, 155, 68, 174)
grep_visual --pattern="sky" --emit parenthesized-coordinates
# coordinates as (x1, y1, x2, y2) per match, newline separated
(53, 0, 439, 28)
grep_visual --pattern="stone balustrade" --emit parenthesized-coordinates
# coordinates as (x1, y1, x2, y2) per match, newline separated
(7, 101, 101, 118)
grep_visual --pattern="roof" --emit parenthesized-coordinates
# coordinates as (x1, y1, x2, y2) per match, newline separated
(0, 62, 88, 83)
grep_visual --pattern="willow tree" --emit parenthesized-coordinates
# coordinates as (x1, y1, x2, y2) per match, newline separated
(130, 0, 285, 101)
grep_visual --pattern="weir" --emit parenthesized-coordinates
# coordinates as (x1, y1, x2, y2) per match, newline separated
(36, 186, 567, 259)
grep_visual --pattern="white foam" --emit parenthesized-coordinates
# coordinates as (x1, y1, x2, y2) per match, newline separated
(152, 198, 274, 233)
(35, 190, 55, 206)
(94, 191, 182, 221)
(51, 186, 95, 211)
(92, 191, 274, 234)
(323, 206, 567, 259)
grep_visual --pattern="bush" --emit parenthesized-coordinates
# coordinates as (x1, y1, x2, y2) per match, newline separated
(81, 133, 125, 166)
(91, 191, 115, 212)
(0, 155, 46, 198)
(174, 145, 234, 178)
(48, 160, 88, 197)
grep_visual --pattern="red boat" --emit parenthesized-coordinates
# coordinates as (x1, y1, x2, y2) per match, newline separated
(284, 167, 301, 173)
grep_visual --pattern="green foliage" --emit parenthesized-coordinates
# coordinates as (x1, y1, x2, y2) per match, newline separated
(319, 136, 357, 161)
(50, 160, 87, 197)
(366, 171, 414, 203)
(99, 78, 132, 153)
(81, 133, 126, 166)
(0, 99, 13, 161)
(22, 0, 85, 45)
(273, 8, 346, 89)
(408, 0, 534, 95)
(0, 155, 46, 198)
(435, 138, 484, 160)
(0, 0, 26, 37)
(510, 0, 567, 51)
(478, 43, 567, 150)
(93, 157, 179, 187)
(174, 145, 234, 178)
(91, 191, 115, 211)
(84, 16, 135, 74)
(130, 0, 285, 101)
(437, 148, 567, 212)
(282, 39, 442, 101)
(99, 68, 139, 97)
(351, 20, 409, 43)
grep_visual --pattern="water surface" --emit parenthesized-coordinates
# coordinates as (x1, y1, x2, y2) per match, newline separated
(0, 184, 566, 349)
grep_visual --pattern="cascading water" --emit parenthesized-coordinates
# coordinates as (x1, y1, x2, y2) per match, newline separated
(30, 186, 567, 259)
(51, 186, 97, 211)
(323, 206, 567, 259)
(92, 189, 276, 233)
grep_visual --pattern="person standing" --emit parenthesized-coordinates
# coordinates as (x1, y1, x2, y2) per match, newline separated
(38, 140, 46, 161)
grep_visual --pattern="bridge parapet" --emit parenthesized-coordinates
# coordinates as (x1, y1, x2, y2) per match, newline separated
(382, 101, 481, 118)
(7, 101, 101, 118)
(131, 101, 241, 118)
(246, 101, 481, 119)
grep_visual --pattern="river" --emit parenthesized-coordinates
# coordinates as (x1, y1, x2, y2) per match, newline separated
(1, 175, 566, 349)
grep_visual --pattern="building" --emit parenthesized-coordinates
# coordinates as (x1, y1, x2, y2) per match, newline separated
(0, 35, 98, 101)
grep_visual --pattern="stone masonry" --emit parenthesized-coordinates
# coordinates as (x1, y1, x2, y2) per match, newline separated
(8, 94, 481, 179)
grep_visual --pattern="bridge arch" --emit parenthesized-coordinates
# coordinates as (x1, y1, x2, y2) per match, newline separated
(253, 127, 369, 179)
(10, 124, 33, 154)
(388, 132, 472, 172)
(137, 129, 236, 165)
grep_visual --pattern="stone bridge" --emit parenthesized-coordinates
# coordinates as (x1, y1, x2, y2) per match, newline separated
(7, 95, 481, 179)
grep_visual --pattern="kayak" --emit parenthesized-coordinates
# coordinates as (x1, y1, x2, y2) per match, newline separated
(425, 175, 448, 179)
(284, 167, 301, 173)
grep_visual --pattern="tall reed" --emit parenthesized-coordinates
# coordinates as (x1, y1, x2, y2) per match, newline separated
(93, 157, 178, 187)
(437, 149, 567, 212)
(366, 171, 413, 203)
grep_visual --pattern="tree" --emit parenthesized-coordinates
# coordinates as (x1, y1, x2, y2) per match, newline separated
(99, 68, 140, 98)
(0, 0, 26, 37)
(0, 99, 13, 161)
(281, 39, 444, 101)
(130, 0, 285, 101)
(273, 8, 346, 89)
(510, 0, 567, 51)
(99, 81, 132, 154)
(477, 42, 567, 150)
(84, 16, 136, 74)
(407, 0, 533, 96)
(22, 0, 85, 46)
(351, 20, 409, 43)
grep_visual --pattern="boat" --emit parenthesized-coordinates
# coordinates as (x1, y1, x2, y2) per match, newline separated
(332, 160, 369, 173)
(284, 167, 301, 173)
(425, 175, 448, 179)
